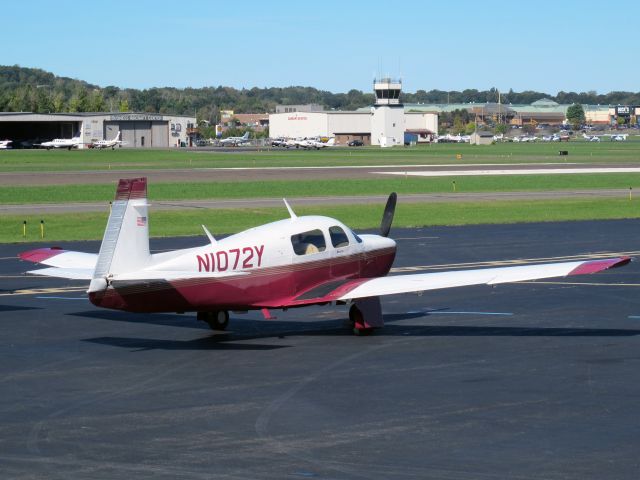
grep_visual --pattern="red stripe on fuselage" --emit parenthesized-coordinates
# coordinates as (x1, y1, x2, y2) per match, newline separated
(89, 247, 396, 313)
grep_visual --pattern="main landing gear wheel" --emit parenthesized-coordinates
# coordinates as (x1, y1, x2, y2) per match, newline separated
(349, 304, 374, 336)
(197, 310, 229, 331)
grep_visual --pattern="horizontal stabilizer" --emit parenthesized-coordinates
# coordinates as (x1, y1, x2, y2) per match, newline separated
(27, 267, 94, 280)
(19, 248, 97, 269)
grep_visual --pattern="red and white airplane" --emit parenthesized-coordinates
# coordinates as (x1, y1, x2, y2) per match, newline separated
(19, 178, 631, 334)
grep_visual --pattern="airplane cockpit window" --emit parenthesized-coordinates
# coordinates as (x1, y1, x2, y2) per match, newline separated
(329, 226, 350, 248)
(291, 229, 326, 255)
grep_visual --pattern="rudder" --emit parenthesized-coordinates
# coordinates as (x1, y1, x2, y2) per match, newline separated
(89, 177, 150, 292)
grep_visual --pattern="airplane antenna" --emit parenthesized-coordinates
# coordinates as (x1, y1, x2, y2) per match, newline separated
(201, 225, 217, 244)
(283, 198, 297, 219)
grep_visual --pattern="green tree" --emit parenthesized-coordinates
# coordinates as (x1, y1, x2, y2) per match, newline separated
(452, 116, 465, 134)
(52, 92, 66, 112)
(494, 123, 508, 135)
(88, 89, 106, 112)
(566, 103, 586, 129)
(465, 122, 476, 135)
(119, 99, 130, 112)
(522, 123, 536, 135)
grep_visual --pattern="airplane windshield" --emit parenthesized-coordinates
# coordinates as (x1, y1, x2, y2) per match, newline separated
(291, 229, 326, 255)
(329, 226, 349, 248)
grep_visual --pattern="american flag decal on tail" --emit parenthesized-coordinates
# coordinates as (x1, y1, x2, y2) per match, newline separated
(137, 216, 147, 226)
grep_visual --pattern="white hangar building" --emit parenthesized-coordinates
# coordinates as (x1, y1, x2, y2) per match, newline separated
(269, 79, 438, 146)
(0, 112, 196, 148)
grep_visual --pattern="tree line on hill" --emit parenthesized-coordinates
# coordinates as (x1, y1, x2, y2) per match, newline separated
(2, 65, 639, 125)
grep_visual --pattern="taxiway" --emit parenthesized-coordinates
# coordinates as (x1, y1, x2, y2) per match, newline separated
(1, 221, 639, 479)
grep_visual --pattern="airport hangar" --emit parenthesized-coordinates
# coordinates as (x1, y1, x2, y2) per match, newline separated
(269, 79, 439, 146)
(0, 112, 196, 148)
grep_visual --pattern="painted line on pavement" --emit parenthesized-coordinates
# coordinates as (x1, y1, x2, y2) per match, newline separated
(376, 167, 640, 177)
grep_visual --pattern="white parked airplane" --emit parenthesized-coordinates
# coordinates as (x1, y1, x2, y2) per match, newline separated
(583, 133, 601, 142)
(37, 136, 82, 150)
(0, 139, 12, 149)
(293, 137, 336, 149)
(92, 131, 123, 149)
(20, 178, 631, 334)
(218, 131, 250, 146)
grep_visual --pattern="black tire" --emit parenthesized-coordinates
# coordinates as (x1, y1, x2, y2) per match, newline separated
(197, 310, 230, 330)
(349, 305, 373, 335)
(207, 310, 229, 331)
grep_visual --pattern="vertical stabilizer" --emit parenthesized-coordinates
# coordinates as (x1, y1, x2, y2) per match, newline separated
(89, 178, 150, 292)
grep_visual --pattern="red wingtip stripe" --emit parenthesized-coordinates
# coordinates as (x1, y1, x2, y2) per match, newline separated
(114, 177, 147, 201)
(568, 256, 631, 276)
(19, 247, 66, 263)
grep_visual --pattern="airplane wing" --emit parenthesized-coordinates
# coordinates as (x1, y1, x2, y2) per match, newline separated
(272, 256, 630, 308)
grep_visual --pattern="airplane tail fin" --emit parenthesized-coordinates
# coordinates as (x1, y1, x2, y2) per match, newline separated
(327, 137, 335, 146)
(89, 178, 150, 292)
(116, 131, 121, 141)
(243, 132, 250, 140)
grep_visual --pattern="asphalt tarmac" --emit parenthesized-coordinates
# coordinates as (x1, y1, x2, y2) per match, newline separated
(1, 221, 640, 479)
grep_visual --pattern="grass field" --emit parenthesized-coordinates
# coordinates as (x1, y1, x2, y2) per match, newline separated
(2, 174, 640, 204)
(4, 199, 640, 244)
(2, 141, 640, 243)
(1, 140, 640, 172)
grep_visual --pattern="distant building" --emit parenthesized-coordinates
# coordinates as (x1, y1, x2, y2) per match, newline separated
(470, 131, 495, 145)
(0, 112, 196, 148)
(270, 80, 438, 146)
(275, 104, 325, 114)
(406, 99, 640, 127)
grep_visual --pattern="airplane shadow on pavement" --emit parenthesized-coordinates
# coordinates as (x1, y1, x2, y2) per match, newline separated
(69, 309, 640, 351)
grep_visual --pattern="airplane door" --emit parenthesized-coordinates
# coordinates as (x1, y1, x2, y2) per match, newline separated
(329, 226, 361, 279)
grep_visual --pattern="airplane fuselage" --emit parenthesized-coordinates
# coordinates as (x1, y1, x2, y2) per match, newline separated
(88, 216, 396, 313)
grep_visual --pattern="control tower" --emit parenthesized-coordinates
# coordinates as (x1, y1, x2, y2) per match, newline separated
(371, 78, 404, 147)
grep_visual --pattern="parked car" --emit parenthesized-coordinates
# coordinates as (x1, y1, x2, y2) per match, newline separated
(348, 139, 364, 146)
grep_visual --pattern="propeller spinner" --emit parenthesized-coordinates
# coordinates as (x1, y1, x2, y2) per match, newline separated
(380, 192, 397, 237)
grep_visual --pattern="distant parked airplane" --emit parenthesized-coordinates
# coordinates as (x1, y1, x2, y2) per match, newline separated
(219, 131, 250, 146)
(92, 131, 124, 149)
(0, 139, 12, 149)
(37, 136, 82, 150)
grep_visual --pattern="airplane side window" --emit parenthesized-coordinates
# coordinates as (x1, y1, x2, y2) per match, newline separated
(291, 229, 326, 256)
(329, 226, 349, 248)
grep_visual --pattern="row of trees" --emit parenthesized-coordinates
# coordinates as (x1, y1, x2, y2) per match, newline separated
(2, 65, 640, 125)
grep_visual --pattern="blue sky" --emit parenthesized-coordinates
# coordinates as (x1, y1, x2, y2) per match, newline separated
(2, 0, 638, 95)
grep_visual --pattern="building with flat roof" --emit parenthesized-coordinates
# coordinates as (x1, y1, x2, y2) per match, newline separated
(0, 112, 196, 148)
(270, 80, 438, 145)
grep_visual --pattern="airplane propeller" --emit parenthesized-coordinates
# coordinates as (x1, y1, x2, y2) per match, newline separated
(380, 192, 397, 238)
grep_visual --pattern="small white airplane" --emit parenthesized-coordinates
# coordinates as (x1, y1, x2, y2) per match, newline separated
(0, 139, 12, 149)
(218, 131, 250, 146)
(19, 178, 631, 334)
(92, 131, 123, 149)
(609, 133, 628, 141)
(583, 133, 601, 142)
(294, 137, 336, 149)
(37, 136, 82, 150)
